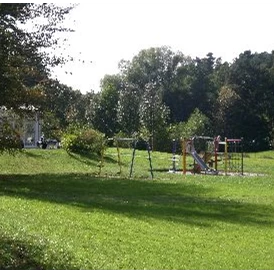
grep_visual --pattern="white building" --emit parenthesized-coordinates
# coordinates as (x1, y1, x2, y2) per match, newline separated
(0, 106, 42, 148)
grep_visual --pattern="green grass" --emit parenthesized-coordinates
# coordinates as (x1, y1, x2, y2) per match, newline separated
(0, 148, 274, 269)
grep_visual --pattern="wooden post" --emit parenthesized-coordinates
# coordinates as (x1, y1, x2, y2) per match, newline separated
(182, 138, 186, 175)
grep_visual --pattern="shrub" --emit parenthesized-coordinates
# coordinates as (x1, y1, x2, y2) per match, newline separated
(0, 122, 23, 154)
(62, 127, 106, 155)
(169, 108, 212, 140)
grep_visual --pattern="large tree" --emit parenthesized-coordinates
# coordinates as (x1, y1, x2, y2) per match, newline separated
(41, 79, 85, 139)
(0, 3, 74, 109)
(227, 51, 274, 149)
(117, 82, 141, 135)
(93, 75, 121, 137)
(0, 3, 74, 150)
(118, 47, 176, 149)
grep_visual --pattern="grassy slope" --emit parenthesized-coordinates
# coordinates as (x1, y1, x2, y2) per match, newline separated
(0, 149, 274, 269)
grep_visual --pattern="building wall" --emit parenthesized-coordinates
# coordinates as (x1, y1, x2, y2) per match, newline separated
(0, 107, 41, 148)
(21, 113, 41, 148)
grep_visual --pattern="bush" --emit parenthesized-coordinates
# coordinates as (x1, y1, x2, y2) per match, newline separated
(169, 108, 212, 140)
(0, 122, 23, 154)
(62, 127, 106, 155)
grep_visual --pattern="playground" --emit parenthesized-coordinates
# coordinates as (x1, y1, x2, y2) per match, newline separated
(95, 135, 262, 178)
(24, 127, 265, 179)
(170, 136, 245, 176)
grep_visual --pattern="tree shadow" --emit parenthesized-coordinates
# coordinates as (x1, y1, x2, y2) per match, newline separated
(0, 235, 77, 270)
(0, 173, 273, 228)
(20, 150, 44, 159)
(67, 152, 120, 167)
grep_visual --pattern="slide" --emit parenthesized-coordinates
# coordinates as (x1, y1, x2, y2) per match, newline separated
(191, 151, 218, 174)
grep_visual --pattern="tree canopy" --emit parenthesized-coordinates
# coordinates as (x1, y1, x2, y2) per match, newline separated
(0, 3, 74, 151)
(0, 3, 74, 110)
(1, 3, 274, 152)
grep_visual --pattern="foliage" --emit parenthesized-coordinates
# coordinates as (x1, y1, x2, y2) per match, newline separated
(62, 125, 106, 155)
(139, 83, 170, 151)
(0, 122, 23, 153)
(0, 3, 74, 152)
(117, 82, 141, 135)
(213, 85, 241, 137)
(225, 51, 274, 150)
(152, 125, 170, 152)
(170, 108, 211, 139)
(40, 111, 63, 141)
(0, 108, 25, 153)
(41, 79, 85, 133)
(2, 4, 274, 153)
(92, 75, 121, 137)
(81, 91, 99, 127)
(38, 48, 274, 152)
(184, 108, 211, 137)
(65, 47, 271, 152)
(0, 3, 74, 109)
(113, 131, 133, 148)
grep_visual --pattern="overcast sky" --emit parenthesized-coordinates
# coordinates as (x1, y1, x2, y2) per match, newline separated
(50, 0, 274, 93)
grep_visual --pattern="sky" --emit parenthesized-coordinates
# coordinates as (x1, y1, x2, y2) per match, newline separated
(49, 0, 274, 93)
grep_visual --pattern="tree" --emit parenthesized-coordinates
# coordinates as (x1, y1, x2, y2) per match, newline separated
(93, 75, 121, 137)
(139, 83, 170, 151)
(0, 3, 74, 109)
(118, 46, 180, 148)
(213, 86, 241, 137)
(0, 3, 74, 151)
(163, 55, 195, 122)
(82, 91, 100, 128)
(117, 82, 141, 135)
(227, 51, 274, 149)
(41, 79, 85, 139)
(189, 53, 218, 119)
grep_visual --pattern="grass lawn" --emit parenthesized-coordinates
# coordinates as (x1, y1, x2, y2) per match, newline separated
(0, 148, 274, 269)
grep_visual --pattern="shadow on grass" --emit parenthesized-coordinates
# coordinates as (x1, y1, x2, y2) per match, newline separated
(21, 150, 44, 159)
(0, 235, 77, 270)
(4, 149, 58, 160)
(67, 152, 119, 167)
(0, 173, 273, 228)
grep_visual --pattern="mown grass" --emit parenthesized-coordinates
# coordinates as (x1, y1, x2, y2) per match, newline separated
(0, 148, 274, 269)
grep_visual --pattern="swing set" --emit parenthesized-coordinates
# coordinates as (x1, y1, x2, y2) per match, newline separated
(99, 137, 154, 179)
